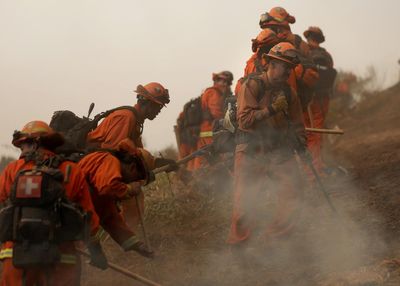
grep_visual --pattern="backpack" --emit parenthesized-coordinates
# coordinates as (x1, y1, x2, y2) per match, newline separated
(0, 155, 89, 268)
(182, 97, 203, 128)
(175, 97, 202, 147)
(310, 47, 337, 92)
(50, 104, 138, 153)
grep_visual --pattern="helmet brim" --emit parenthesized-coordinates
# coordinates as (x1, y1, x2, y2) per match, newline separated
(265, 54, 297, 67)
(135, 84, 166, 107)
(12, 132, 65, 149)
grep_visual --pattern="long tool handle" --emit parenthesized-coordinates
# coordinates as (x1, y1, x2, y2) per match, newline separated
(76, 248, 162, 286)
(306, 158, 338, 214)
(152, 144, 212, 174)
(305, 127, 344, 135)
(135, 196, 152, 251)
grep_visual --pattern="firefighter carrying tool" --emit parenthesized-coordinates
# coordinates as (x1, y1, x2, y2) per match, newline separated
(227, 42, 306, 245)
(0, 121, 107, 286)
(87, 82, 170, 150)
(303, 26, 337, 175)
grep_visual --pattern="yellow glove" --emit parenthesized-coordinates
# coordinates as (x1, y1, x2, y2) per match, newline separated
(271, 94, 288, 114)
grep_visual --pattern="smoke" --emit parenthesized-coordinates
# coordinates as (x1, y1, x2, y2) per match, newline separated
(81, 152, 390, 286)
(194, 157, 388, 286)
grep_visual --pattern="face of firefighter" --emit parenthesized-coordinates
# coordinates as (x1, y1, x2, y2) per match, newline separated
(214, 79, 229, 94)
(19, 141, 38, 156)
(144, 101, 163, 120)
(266, 59, 291, 86)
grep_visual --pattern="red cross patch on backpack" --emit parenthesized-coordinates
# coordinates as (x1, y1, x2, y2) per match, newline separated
(15, 174, 43, 199)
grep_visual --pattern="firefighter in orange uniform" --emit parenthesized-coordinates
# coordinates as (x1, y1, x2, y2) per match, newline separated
(227, 43, 306, 246)
(193, 71, 233, 169)
(78, 139, 154, 258)
(259, 7, 319, 109)
(303, 26, 337, 175)
(87, 82, 170, 150)
(0, 121, 107, 286)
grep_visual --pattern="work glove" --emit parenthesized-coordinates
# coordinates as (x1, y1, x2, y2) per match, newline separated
(87, 241, 108, 270)
(154, 158, 179, 172)
(270, 94, 289, 114)
(126, 240, 154, 258)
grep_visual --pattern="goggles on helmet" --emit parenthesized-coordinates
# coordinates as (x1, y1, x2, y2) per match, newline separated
(260, 12, 286, 24)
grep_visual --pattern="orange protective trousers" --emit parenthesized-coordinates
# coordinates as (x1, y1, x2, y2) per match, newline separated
(1, 258, 81, 286)
(227, 150, 303, 245)
(91, 191, 137, 247)
(121, 193, 145, 235)
(303, 96, 330, 174)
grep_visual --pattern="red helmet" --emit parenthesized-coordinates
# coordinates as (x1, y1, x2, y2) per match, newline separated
(135, 82, 170, 107)
(259, 7, 296, 29)
(265, 42, 299, 67)
(12, 120, 64, 148)
(303, 26, 325, 43)
(251, 28, 279, 52)
(212, 71, 234, 85)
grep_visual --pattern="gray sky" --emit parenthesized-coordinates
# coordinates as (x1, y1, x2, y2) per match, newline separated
(1, 0, 399, 155)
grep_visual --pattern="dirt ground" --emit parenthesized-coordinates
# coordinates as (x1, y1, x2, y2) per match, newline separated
(82, 82, 400, 286)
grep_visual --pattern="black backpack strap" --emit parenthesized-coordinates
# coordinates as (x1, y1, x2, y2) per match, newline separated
(93, 105, 143, 136)
(93, 106, 136, 124)
(45, 155, 65, 169)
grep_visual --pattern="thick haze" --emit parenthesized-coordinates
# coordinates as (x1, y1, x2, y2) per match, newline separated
(1, 0, 399, 154)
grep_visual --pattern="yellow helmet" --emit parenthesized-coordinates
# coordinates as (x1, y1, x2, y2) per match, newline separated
(12, 120, 64, 148)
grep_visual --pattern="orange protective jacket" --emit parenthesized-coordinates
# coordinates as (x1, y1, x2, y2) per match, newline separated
(0, 150, 100, 260)
(78, 151, 143, 249)
(192, 86, 226, 169)
(236, 74, 304, 137)
(78, 151, 132, 199)
(87, 105, 144, 150)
